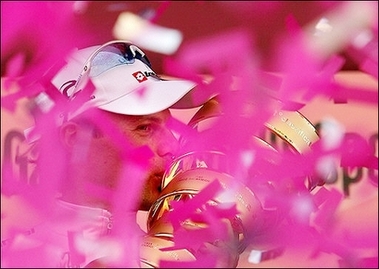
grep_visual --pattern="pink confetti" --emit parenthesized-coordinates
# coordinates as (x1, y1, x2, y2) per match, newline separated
(1, 1, 377, 268)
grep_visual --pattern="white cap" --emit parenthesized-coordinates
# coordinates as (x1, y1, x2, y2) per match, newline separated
(51, 40, 197, 119)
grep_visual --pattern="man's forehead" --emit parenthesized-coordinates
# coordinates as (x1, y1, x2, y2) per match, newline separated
(105, 109, 172, 123)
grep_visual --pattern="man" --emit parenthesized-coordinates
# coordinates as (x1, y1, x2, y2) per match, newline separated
(50, 40, 199, 213)
(2, 40, 237, 267)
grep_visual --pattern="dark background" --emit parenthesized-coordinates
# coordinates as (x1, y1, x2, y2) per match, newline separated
(79, 1, 359, 73)
(1, 1, 362, 78)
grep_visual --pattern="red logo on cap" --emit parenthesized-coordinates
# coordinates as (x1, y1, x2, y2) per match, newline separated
(133, 71, 148, 83)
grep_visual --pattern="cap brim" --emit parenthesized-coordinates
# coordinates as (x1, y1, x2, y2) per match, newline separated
(84, 63, 197, 116)
(98, 78, 197, 115)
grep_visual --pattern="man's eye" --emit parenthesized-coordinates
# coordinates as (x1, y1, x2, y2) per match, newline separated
(136, 124, 152, 132)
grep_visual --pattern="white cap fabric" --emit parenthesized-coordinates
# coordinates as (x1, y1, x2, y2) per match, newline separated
(51, 41, 197, 119)
(76, 61, 196, 116)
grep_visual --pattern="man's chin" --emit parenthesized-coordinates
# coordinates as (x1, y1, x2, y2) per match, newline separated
(139, 204, 150, 212)
(139, 199, 156, 212)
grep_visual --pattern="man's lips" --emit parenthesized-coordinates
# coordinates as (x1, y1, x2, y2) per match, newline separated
(153, 173, 164, 192)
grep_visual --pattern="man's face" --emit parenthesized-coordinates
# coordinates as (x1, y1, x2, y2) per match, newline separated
(70, 109, 179, 211)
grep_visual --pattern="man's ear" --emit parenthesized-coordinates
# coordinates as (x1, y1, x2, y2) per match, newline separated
(59, 121, 79, 150)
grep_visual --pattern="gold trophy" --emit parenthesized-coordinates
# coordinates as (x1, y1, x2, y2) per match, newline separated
(140, 97, 323, 267)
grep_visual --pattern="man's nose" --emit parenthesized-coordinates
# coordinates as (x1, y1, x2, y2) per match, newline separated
(156, 129, 179, 161)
